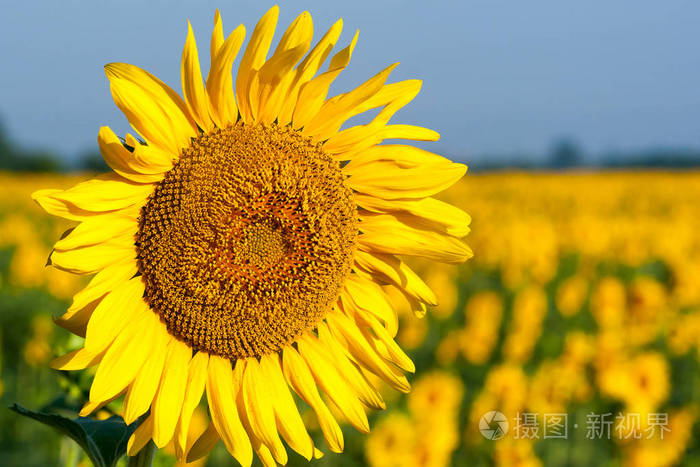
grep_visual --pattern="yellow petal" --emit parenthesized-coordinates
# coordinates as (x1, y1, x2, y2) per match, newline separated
(105, 63, 197, 154)
(345, 157, 466, 200)
(317, 322, 385, 410)
(359, 213, 473, 264)
(54, 215, 137, 251)
(277, 18, 343, 126)
(210, 10, 224, 62)
(50, 232, 134, 275)
(174, 352, 209, 459)
(84, 278, 146, 355)
(292, 30, 358, 129)
(356, 194, 471, 238)
(127, 413, 154, 456)
(303, 63, 398, 141)
(297, 334, 370, 433)
(88, 310, 156, 404)
(50, 347, 103, 371)
(187, 422, 220, 463)
(206, 24, 246, 127)
(98, 126, 172, 183)
(254, 11, 313, 123)
(241, 358, 287, 464)
(126, 133, 178, 167)
(206, 356, 252, 467)
(352, 80, 421, 117)
(56, 260, 137, 337)
(342, 274, 398, 336)
(49, 173, 153, 212)
(236, 6, 279, 123)
(282, 346, 344, 453)
(353, 250, 437, 306)
(326, 312, 410, 393)
(152, 337, 191, 448)
(54, 300, 98, 338)
(325, 123, 439, 157)
(31, 189, 99, 221)
(65, 259, 137, 316)
(360, 315, 414, 373)
(182, 21, 213, 131)
(259, 354, 314, 461)
(353, 142, 450, 166)
(123, 320, 169, 424)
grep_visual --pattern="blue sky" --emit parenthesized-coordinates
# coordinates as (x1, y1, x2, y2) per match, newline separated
(2, 0, 699, 164)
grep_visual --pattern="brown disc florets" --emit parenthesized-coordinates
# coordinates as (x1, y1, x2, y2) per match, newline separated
(135, 123, 358, 359)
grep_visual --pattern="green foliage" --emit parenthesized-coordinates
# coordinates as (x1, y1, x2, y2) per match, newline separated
(10, 404, 139, 467)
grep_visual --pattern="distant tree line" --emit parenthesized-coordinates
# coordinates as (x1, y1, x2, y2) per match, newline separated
(467, 137, 700, 171)
(2, 122, 700, 173)
(0, 121, 108, 173)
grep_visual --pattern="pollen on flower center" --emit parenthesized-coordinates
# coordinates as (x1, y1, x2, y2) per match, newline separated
(135, 123, 358, 359)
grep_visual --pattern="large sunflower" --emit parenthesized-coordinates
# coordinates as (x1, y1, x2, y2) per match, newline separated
(34, 6, 471, 466)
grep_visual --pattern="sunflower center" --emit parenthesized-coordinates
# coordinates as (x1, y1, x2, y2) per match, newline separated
(135, 123, 357, 359)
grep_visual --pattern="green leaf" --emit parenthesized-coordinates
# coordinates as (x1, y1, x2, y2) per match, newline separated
(9, 403, 139, 467)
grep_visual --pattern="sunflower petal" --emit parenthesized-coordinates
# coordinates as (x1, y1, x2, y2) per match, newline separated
(282, 346, 344, 453)
(50, 347, 103, 371)
(105, 63, 197, 153)
(206, 356, 252, 467)
(292, 30, 358, 130)
(53, 215, 137, 251)
(64, 259, 137, 316)
(298, 334, 370, 433)
(346, 158, 466, 200)
(88, 310, 155, 404)
(236, 5, 279, 123)
(182, 21, 213, 131)
(353, 250, 437, 306)
(356, 195, 471, 238)
(31, 189, 99, 221)
(241, 358, 287, 464)
(361, 315, 415, 373)
(326, 312, 410, 393)
(317, 322, 385, 410)
(50, 231, 135, 275)
(98, 126, 171, 183)
(48, 173, 154, 212)
(127, 413, 154, 456)
(56, 260, 137, 337)
(342, 274, 398, 336)
(277, 18, 343, 126)
(259, 354, 315, 461)
(152, 337, 191, 448)
(187, 422, 220, 463)
(303, 63, 399, 141)
(83, 278, 146, 354)
(123, 321, 169, 424)
(174, 352, 209, 459)
(206, 24, 246, 127)
(359, 213, 473, 264)
(210, 10, 224, 57)
(254, 11, 313, 123)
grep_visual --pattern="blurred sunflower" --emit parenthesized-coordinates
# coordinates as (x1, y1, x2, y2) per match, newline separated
(32, 6, 471, 466)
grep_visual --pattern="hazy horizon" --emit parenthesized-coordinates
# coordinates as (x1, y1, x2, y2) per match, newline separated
(2, 1, 699, 164)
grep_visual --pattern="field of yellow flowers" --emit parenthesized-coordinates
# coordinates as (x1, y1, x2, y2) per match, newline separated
(1, 171, 699, 466)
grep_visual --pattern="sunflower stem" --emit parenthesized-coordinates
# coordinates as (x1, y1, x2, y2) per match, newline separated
(127, 441, 156, 467)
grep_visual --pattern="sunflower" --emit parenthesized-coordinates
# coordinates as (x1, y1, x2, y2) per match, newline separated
(34, 6, 471, 466)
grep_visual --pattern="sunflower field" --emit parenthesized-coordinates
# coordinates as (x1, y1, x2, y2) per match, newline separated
(0, 170, 698, 466)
